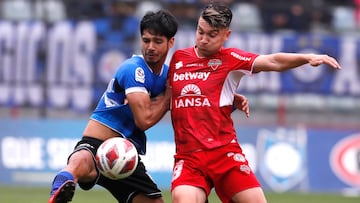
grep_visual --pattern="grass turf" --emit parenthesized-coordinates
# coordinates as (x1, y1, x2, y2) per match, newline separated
(0, 185, 359, 203)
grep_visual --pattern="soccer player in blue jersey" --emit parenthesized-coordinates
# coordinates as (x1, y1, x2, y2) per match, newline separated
(48, 10, 178, 203)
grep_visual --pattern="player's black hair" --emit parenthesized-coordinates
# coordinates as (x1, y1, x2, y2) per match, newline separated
(140, 9, 178, 40)
(200, 4, 232, 28)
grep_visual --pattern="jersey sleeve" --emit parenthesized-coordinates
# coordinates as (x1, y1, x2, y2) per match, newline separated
(227, 48, 259, 74)
(116, 62, 148, 95)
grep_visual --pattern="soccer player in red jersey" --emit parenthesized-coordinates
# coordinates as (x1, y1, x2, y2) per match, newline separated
(168, 3, 341, 203)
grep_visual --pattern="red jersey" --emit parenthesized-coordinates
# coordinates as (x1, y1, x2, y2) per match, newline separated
(169, 47, 258, 153)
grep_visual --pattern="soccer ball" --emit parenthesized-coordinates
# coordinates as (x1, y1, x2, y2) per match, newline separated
(95, 137, 139, 180)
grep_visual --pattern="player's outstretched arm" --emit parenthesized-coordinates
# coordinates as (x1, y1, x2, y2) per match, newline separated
(252, 53, 341, 73)
(233, 93, 250, 118)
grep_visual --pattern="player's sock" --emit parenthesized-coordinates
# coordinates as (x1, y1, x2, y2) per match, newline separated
(50, 171, 74, 196)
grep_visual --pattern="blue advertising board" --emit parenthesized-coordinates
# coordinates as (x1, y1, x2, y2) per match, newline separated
(0, 118, 359, 193)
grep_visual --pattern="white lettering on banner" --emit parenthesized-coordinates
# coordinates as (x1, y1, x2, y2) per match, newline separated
(0, 136, 78, 170)
(71, 22, 96, 109)
(14, 21, 45, 106)
(47, 138, 78, 170)
(1, 25, 360, 112)
(173, 72, 210, 81)
(0, 21, 14, 104)
(333, 36, 360, 95)
(1, 137, 44, 169)
(47, 21, 95, 110)
(47, 22, 72, 107)
(26, 22, 46, 105)
(0, 21, 95, 110)
(14, 22, 30, 105)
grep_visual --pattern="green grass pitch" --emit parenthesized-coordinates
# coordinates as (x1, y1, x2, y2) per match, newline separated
(0, 185, 359, 203)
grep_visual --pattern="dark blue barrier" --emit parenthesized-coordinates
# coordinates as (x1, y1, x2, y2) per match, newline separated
(0, 118, 359, 193)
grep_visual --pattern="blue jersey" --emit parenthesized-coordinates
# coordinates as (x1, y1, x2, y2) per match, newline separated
(91, 55, 168, 154)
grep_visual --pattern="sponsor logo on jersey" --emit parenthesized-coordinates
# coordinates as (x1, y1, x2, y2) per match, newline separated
(174, 84, 210, 108)
(172, 160, 184, 181)
(330, 133, 360, 187)
(175, 61, 183, 69)
(234, 153, 246, 162)
(208, 59, 222, 70)
(135, 67, 145, 83)
(173, 72, 210, 81)
(240, 164, 251, 174)
(230, 52, 252, 61)
(186, 63, 204, 67)
(227, 152, 246, 162)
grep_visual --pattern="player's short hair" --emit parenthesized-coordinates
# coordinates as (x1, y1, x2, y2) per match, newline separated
(200, 4, 232, 29)
(140, 9, 178, 40)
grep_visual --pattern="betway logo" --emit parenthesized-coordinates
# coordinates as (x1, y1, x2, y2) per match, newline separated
(230, 52, 251, 61)
(173, 72, 210, 81)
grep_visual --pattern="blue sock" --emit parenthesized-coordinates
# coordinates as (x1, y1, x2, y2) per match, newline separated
(50, 171, 74, 195)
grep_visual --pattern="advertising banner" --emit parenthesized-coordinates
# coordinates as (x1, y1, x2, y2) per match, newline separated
(0, 20, 359, 113)
(0, 118, 359, 193)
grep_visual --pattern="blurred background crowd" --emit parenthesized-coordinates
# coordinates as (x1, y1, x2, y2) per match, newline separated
(0, 0, 360, 34)
(0, 0, 359, 128)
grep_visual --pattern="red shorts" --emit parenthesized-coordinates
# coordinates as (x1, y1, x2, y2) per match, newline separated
(171, 143, 261, 202)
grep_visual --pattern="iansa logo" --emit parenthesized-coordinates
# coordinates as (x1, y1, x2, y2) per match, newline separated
(330, 133, 360, 187)
(174, 84, 210, 108)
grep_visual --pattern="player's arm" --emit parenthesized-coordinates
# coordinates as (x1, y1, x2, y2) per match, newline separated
(252, 53, 341, 73)
(126, 86, 170, 131)
(233, 93, 250, 118)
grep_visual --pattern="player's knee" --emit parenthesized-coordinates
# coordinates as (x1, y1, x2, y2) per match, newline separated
(67, 149, 97, 179)
(231, 187, 267, 203)
(172, 185, 206, 203)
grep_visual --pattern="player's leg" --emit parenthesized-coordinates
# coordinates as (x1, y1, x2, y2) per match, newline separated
(231, 187, 267, 203)
(98, 157, 164, 203)
(171, 152, 211, 203)
(48, 136, 101, 203)
(210, 143, 266, 203)
(49, 150, 96, 203)
(172, 185, 207, 203)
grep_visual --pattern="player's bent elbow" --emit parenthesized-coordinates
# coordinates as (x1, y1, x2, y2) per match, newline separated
(134, 119, 152, 131)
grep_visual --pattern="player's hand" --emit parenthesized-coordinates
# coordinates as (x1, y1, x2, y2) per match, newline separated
(234, 93, 250, 118)
(308, 54, 341, 69)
